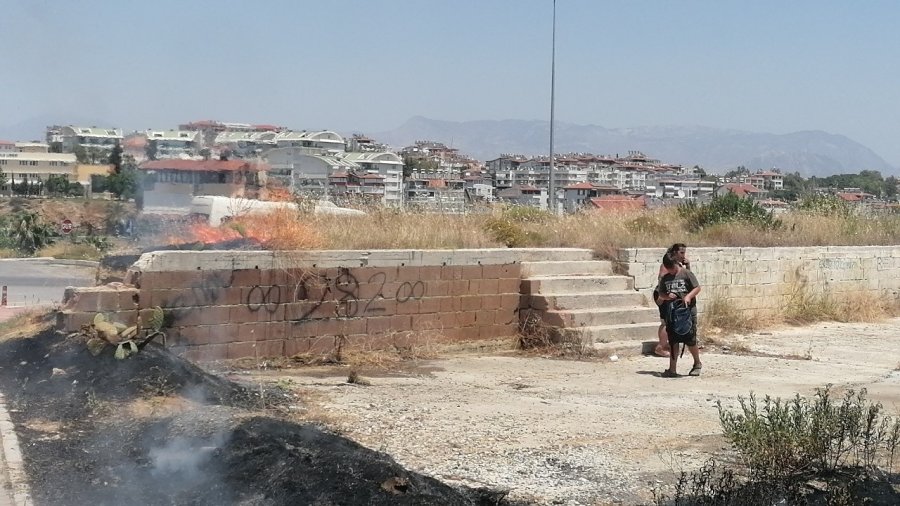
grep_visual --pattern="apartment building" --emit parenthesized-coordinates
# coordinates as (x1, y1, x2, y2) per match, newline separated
(56, 126, 123, 154)
(644, 178, 716, 199)
(139, 159, 268, 212)
(146, 130, 202, 159)
(0, 142, 110, 195)
(340, 151, 403, 207)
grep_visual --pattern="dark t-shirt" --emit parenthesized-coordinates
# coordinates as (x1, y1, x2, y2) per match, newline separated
(656, 268, 700, 315)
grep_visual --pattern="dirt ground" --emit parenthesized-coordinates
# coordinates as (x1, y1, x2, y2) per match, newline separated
(241, 319, 900, 505)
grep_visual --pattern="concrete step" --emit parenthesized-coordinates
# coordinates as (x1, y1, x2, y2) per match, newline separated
(530, 290, 648, 311)
(558, 322, 660, 345)
(520, 260, 613, 278)
(522, 275, 633, 294)
(542, 306, 660, 328)
(591, 339, 664, 358)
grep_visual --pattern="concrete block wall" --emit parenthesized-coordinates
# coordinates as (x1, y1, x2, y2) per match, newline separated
(58, 249, 592, 361)
(618, 246, 900, 314)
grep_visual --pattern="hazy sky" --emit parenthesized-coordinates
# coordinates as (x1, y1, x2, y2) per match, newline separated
(4, 0, 900, 164)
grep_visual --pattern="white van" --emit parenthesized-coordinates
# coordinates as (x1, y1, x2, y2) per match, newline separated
(189, 196, 364, 226)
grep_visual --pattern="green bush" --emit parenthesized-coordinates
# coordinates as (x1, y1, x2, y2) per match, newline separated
(654, 386, 900, 506)
(483, 217, 543, 248)
(678, 192, 781, 232)
(500, 205, 552, 223)
(796, 194, 852, 217)
(718, 387, 900, 479)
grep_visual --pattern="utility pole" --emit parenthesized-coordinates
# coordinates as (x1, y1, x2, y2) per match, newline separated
(548, 0, 557, 213)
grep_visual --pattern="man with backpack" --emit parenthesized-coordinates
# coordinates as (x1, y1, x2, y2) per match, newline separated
(655, 253, 702, 377)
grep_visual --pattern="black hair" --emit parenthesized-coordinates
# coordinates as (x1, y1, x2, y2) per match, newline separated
(662, 253, 678, 269)
(667, 243, 687, 254)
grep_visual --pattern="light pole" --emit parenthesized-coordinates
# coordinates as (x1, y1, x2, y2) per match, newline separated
(548, 0, 557, 213)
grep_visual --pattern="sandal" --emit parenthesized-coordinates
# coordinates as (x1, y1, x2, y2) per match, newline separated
(661, 369, 679, 378)
(689, 364, 702, 377)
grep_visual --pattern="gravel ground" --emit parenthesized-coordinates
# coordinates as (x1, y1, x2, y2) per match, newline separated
(245, 319, 900, 505)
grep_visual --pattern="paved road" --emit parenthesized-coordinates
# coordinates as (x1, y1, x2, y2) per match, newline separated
(0, 258, 97, 307)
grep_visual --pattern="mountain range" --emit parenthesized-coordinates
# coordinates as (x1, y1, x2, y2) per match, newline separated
(374, 117, 896, 177)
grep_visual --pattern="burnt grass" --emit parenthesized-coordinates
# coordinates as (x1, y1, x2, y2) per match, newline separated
(0, 327, 515, 506)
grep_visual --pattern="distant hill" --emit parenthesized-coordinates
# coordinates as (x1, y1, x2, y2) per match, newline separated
(374, 117, 896, 177)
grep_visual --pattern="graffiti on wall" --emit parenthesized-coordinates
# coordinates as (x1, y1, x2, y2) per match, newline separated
(244, 267, 426, 321)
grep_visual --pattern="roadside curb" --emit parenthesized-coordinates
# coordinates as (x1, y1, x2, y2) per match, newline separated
(0, 258, 99, 269)
(0, 393, 31, 505)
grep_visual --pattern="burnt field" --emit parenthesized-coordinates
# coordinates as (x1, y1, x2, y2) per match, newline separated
(0, 315, 513, 506)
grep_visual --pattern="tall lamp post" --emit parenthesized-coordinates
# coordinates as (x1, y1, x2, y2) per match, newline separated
(548, 0, 557, 213)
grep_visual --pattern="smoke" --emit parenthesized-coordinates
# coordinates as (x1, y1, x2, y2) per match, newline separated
(148, 433, 226, 478)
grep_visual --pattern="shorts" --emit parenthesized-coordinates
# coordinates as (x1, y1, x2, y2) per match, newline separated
(666, 315, 698, 347)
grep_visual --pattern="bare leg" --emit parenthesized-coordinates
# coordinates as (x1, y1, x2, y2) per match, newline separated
(668, 342, 678, 373)
(655, 321, 670, 357)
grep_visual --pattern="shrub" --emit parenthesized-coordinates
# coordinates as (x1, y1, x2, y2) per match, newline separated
(796, 194, 852, 217)
(483, 216, 543, 247)
(678, 193, 781, 232)
(717, 387, 900, 479)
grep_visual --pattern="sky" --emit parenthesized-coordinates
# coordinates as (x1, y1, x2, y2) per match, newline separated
(3, 0, 900, 164)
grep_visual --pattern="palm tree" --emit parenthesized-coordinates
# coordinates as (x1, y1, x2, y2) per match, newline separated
(8, 211, 55, 255)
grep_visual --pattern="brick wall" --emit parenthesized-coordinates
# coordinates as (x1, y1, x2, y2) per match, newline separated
(618, 246, 900, 314)
(58, 249, 548, 361)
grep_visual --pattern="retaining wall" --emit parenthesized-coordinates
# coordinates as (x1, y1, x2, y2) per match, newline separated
(58, 249, 587, 361)
(618, 246, 900, 313)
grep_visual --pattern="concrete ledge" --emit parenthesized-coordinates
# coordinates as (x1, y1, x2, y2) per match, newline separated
(131, 248, 595, 272)
(0, 257, 99, 268)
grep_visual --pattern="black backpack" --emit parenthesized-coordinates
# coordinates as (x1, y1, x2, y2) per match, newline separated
(666, 298, 694, 338)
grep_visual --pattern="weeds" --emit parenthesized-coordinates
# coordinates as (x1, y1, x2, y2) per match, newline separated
(655, 386, 900, 505)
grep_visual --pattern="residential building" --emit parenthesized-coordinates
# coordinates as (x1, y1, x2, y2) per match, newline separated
(15, 142, 50, 153)
(0, 148, 109, 195)
(146, 130, 202, 159)
(340, 151, 403, 206)
(645, 178, 716, 199)
(56, 126, 123, 154)
(273, 130, 346, 154)
(496, 185, 547, 209)
(213, 131, 278, 158)
(562, 182, 620, 213)
(750, 171, 784, 191)
(405, 178, 467, 213)
(715, 183, 768, 200)
(179, 120, 285, 146)
(264, 149, 357, 197)
(139, 159, 268, 213)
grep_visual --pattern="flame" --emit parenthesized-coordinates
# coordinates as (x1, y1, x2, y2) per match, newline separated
(164, 207, 323, 249)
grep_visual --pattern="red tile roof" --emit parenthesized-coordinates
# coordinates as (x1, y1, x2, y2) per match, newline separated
(139, 159, 267, 172)
(836, 192, 873, 202)
(564, 182, 595, 190)
(722, 183, 765, 197)
(0, 140, 14, 146)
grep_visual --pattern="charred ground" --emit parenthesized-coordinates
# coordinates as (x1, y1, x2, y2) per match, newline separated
(0, 316, 513, 506)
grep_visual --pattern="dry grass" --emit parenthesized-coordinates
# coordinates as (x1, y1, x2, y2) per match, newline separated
(700, 298, 765, 335)
(310, 209, 500, 250)
(36, 242, 103, 260)
(230, 207, 325, 250)
(0, 309, 53, 340)
(151, 204, 900, 252)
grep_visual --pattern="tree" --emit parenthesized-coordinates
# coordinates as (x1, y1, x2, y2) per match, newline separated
(107, 167, 138, 200)
(884, 176, 898, 199)
(109, 142, 123, 174)
(723, 166, 750, 179)
(7, 211, 55, 255)
(692, 165, 707, 177)
(45, 175, 72, 196)
(145, 140, 158, 161)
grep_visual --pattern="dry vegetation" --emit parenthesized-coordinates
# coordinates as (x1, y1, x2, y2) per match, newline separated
(302, 207, 900, 253)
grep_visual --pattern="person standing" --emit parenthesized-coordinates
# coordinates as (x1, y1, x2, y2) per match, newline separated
(656, 253, 702, 376)
(652, 243, 691, 357)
